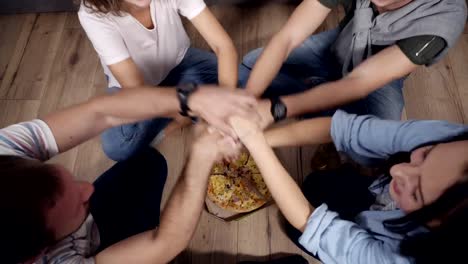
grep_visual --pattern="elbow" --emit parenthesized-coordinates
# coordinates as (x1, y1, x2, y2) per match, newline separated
(213, 40, 237, 58)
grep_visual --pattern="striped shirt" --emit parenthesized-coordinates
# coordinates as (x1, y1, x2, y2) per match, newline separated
(0, 120, 99, 264)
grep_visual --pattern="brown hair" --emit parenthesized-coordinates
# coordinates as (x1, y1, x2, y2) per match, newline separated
(80, 0, 125, 16)
(384, 134, 468, 263)
(0, 155, 64, 264)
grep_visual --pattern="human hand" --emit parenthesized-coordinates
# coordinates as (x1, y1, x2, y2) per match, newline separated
(192, 124, 242, 163)
(188, 86, 260, 138)
(228, 115, 264, 148)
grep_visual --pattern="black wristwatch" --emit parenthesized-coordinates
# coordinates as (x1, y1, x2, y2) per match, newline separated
(176, 83, 198, 117)
(270, 97, 287, 122)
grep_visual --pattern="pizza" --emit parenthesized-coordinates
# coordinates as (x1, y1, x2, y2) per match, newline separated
(207, 152, 271, 213)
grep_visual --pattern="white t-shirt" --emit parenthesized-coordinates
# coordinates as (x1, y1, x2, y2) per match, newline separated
(0, 120, 100, 263)
(78, 0, 207, 88)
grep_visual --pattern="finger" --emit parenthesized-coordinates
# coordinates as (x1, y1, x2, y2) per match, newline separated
(211, 118, 238, 139)
(230, 91, 258, 107)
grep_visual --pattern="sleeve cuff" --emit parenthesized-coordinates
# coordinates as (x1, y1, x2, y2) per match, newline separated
(299, 204, 337, 255)
(330, 110, 353, 152)
(35, 119, 60, 158)
(183, 4, 206, 20)
(103, 54, 131, 66)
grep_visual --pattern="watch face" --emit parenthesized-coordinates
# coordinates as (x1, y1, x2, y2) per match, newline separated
(274, 102, 287, 120)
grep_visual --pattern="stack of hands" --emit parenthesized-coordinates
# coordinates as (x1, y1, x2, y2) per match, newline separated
(187, 85, 272, 163)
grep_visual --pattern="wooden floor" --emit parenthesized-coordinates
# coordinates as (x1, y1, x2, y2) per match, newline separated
(1, 4, 467, 264)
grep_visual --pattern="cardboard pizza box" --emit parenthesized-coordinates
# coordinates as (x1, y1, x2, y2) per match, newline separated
(204, 197, 275, 222)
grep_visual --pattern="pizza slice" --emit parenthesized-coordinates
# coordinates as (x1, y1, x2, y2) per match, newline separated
(251, 173, 271, 199)
(207, 175, 235, 209)
(228, 178, 266, 213)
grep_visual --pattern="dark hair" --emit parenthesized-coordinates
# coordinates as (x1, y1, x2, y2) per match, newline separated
(384, 132, 468, 263)
(80, 0, 125, 16)
(0, 156, 64, 264)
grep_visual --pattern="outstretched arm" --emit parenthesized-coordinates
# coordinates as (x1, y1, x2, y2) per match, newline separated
(245, 0, 331, 96)
(230, 116, 314, 231)
(265, 117, 332, 148)
(191, 8, 238, 88)
(95, 128, 239, 263)
(43, 86, 257, 152)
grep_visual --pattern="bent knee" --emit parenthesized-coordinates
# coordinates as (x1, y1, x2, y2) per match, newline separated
(101, 128, 141, 162)
(241, 48, 264, 69)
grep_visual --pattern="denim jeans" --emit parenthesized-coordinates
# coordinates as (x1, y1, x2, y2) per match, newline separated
(238, 28, 405, 120)
(101, 47, 218, 161)
(90, 147, 167, 251)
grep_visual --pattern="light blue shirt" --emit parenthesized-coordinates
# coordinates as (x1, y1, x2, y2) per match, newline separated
(299, 110, 468, 264)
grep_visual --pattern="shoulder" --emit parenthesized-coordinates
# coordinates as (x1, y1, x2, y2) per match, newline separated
(78, 2, 117, 27)
(0, 119, 58, 160)
(43, 215, 99, 263)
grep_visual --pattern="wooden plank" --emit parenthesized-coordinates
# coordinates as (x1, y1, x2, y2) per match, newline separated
(64, 12, 82, 29)
(0, 14, 37, 97)
(268, 204, 321, 264)
(0, 99, 40, 127)
(447, 33, 468, 123)
(34, 13, 99, 174)
(37, 13, 100, 117)
(237, 209, 270, 262)
(73, 136, 115, 182)
(0, 15, 28, 86)
(403, 56, 465, 122)
(189, 212, 239, 264)
(184, 5, 244, 53)
(5, 13, 67, 100)
(240, 3, 295, 56)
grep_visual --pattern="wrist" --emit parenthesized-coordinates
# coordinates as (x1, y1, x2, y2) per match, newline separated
(242, 131, 267, 149)
(191, 142, 218, 162)
(176, 83, 198, 117)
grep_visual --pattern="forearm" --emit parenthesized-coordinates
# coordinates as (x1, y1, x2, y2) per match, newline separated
(44, 87, 179, 152)
(265, 117, 332, 148)
(245, 135, 313, 231)
(245, 0, 330, 97)
(283, 45, 418, 118)
(283, 77, 368, 118)
(216, 44, 239, 89)
(96, 152, 214, 264)
(154, 153, 214, 259)
(245, 33, 293, 96)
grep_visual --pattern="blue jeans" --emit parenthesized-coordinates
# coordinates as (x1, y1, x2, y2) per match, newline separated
(101, 48, 218, 161)
(238, 28, 405, 120)
(90, 147, 167, 251)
